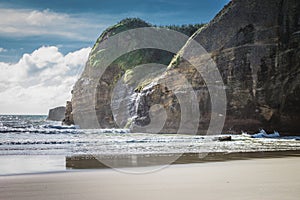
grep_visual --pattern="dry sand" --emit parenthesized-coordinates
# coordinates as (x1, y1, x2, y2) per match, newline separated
(0, 157, 299, 200)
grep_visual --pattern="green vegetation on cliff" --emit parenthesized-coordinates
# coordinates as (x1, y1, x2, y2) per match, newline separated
(89, 18, 205, 69)
(91, 18, 151, 53)
(159, 23, 205, 37)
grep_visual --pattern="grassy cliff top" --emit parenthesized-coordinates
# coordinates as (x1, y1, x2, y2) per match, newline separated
(89, 18, 205, 69)
(91, 18, 205, 52)
(95, 18, 151, 46)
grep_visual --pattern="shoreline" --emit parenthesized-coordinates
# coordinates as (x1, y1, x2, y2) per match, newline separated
(1, 156, 299, 200)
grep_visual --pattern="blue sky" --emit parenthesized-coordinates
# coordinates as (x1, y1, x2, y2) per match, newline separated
(0, 0, 230, 63)
(0, 0, 230, 114)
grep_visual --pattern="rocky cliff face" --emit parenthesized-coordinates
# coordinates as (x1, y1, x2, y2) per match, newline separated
(133, 0, 300, 134)
(67, 1, 300, 135)
(47, 106, 66, 121)
(66, 18, 202, 128)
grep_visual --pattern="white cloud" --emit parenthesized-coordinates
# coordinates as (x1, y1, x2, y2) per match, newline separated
(26, 9, 68, 26)
(0, 46, 91, 114)
(0, 7, 183, 42)
(0, 8, 110, 41)
(0, 48, 7, 53)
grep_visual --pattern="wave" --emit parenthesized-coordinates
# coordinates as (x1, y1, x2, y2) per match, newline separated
(0, 141, 75, 146)
(251, 130, 280, 138)
(41, 124, 79, 130)
(0, 127, 79, 134)
(0, 125, 131, 135)
(92, 129, 130, 134)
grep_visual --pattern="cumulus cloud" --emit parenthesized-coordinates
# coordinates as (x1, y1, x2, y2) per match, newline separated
(0, 46, 91, 114)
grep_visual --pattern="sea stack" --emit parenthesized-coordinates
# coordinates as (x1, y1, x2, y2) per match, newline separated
(62, 101, 74, 125)
(47, 106, 66, 121)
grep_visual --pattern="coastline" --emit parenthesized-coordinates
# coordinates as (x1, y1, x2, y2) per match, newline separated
(1, 156, 299, 200)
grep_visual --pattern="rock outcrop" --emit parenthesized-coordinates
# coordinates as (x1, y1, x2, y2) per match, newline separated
(47, 106, 66, 121)
(67, 1, 300, 135)
(133, 0, 300, 135)
(66, 18, 202, 128)
(62, 101, 73, 125)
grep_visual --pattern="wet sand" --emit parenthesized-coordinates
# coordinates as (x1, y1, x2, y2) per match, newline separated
(66, 150, 300, 169)
(1, 156, 299, 200)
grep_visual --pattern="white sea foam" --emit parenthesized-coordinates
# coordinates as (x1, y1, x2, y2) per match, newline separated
(0, 115, 300, 156)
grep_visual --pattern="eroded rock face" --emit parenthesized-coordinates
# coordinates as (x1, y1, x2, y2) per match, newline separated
(68, 1, 299, 135)
(47, 106, 66, 121)
(133, 0, 300, 135)
(68, 19, 179, 128)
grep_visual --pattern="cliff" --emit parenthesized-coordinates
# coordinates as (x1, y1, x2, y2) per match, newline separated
(64, 18, 203, 128)
(133, 0, 300, 134)
(47, 106, 66, 121)
(66, 0, 300, 135)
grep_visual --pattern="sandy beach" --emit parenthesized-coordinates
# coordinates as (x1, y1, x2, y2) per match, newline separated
(1, 156, 299, 200)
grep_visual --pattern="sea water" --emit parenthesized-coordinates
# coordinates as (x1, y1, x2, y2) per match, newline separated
(1, 115, 300, 155)
(1, 115, 300, 174)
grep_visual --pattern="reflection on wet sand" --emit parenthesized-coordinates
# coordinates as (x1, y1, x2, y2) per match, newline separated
(66, 150, 300, 169)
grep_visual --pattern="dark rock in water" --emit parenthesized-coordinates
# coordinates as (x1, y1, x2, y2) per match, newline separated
(62, 101, 74, 125)
(218, 136, 232, 141)
(47, 106, 66, 121)
(68, 1, 300, 135)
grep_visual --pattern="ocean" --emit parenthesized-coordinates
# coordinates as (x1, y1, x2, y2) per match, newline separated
(1, 115, 300, 175)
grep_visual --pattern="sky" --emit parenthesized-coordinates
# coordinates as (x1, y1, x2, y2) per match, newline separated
(0, 0, 230, 115)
